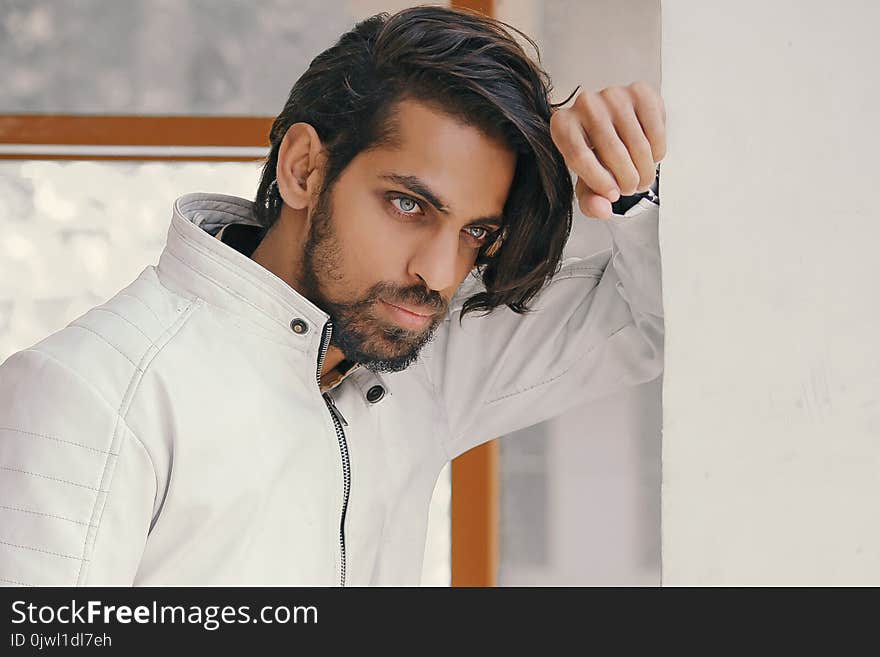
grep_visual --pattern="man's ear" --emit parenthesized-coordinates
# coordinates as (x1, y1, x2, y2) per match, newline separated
(276, 123, 325, 210)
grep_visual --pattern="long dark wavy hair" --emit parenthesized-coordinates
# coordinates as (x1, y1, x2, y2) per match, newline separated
(254, 5, 575, 319)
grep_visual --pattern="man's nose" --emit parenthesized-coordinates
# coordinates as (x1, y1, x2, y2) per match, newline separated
(409, 228, 461, 294)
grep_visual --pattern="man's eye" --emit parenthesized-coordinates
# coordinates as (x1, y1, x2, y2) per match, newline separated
(390, 196, 423, 215)
(464, 226, 489, 241)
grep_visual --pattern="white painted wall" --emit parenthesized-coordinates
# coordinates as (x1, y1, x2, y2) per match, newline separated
(661, 0, 880, 584)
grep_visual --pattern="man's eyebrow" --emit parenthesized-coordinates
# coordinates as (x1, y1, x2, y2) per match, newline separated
(379, 172, 504, 227)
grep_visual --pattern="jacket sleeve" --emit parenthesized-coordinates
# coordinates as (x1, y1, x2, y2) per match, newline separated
(420, 186, 663, 461)
(0, 349, 155, 586)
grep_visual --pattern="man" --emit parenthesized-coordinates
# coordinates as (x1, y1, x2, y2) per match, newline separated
(0, 6, 664, 586)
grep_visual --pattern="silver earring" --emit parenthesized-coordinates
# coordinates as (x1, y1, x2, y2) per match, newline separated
(265, 179, 279, 210)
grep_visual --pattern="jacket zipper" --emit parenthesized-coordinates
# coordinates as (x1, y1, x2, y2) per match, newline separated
(316, 321, 351, 587)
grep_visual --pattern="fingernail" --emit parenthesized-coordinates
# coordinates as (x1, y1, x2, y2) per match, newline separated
(609, 188, 620, 202)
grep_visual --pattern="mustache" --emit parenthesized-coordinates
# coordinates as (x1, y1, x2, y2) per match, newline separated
(370, 282, 447, 315)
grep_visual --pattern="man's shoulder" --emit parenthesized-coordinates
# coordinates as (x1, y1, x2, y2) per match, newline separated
(3, 266, 198, 411)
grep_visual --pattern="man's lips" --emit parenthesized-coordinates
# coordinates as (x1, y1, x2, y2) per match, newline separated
(382, 300, 436, 317)
(378, 299, 439, 330)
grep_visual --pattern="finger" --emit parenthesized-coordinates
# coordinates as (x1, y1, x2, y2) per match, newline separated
(576, 177, 613, 220)
(574, 90, 640, 196)
(630, 82, 667, 164)
(550, 107, 621, 202)
(610, 104, 657, 193)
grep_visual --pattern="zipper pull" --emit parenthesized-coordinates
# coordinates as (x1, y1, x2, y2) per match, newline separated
(323, 392, 349, 427)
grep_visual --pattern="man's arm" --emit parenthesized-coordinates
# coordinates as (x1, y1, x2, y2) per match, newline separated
(0, 349, 155, 586)
(419, 82, 665, 460)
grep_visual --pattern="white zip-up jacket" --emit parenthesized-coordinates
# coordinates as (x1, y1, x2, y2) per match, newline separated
(0, 188, 663, 587)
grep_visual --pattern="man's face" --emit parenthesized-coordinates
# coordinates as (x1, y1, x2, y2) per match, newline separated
(299, 99, 517, 373)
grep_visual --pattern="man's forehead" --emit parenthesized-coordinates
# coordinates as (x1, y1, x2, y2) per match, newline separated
(381, 98, 504, 152)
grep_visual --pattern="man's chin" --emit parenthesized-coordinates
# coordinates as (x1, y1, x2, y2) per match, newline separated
(359, 347, 422, 373)
(359, 332, 436, 373)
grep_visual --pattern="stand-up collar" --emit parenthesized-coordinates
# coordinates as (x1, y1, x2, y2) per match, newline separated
(157, 192, 330, 353)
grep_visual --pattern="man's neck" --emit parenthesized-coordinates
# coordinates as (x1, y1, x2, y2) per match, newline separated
(321, 346, 346, 380)
(250, 213, 305, 294)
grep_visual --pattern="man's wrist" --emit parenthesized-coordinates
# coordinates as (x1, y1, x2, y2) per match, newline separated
(611, 164, 660, 215)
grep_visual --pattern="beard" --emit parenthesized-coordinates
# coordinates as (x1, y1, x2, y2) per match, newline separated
(298, 183, 448, 374)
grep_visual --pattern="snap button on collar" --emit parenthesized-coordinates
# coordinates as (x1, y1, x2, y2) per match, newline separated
(366, 385, 385, 403)
(290, 318, 309, 335)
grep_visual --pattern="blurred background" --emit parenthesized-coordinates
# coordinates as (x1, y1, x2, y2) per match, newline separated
(0, 0, 661, 586)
